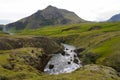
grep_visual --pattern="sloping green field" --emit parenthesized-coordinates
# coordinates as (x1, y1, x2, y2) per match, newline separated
(17, 22, 120, 71)
(0, 22, 120, 80)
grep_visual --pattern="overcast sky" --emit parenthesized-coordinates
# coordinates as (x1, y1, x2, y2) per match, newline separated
(0, 0, 120, 24)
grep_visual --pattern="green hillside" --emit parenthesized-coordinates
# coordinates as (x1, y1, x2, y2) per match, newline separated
(0, 22, 120, 80)
(18, 22, 120, 72)
(0, 49, 119, 80)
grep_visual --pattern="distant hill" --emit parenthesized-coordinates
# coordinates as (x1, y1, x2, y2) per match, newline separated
(6, 5, 87, 30)
(108, 13, 120, 22)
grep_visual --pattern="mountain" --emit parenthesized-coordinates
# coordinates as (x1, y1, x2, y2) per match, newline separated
(6, 5, 87, 30)
(108, 13, 120, 22)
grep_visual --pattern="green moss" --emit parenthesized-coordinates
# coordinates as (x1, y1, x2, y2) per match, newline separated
(0, 63, 119, 80)
(92, 37, 120, 59)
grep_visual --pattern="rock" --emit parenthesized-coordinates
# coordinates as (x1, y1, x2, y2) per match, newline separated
(83, 64, 119, 76)
(0, 36, 63, 55)
(73, 59, 79, 64)
(49, 64, 54, 69)
(61, 26, 80, 32)
(88, 26, 102, 31)
(0, 36, 64, 72)
(74, 48, 85, 53)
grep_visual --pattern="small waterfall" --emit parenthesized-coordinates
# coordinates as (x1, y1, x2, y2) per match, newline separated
(3, 26, 7, 33)
(2, 26, 13, 35)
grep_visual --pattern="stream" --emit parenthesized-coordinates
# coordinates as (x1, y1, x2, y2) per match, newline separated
(44, 43, 82, 75)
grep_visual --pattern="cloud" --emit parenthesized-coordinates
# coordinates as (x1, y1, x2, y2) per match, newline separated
(0, 0, 120, 24)
(0, 19, 13, 25)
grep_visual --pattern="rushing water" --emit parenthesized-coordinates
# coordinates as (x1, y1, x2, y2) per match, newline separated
(44, 43, 82, 75)
(2, 26, 14, 35)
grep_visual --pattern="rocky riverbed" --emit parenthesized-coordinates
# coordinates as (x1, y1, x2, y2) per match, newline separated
(44, 43, 82, 74)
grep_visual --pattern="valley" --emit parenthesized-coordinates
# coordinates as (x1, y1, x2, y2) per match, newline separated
(0, 21, 120, 80)
(0, 5, 120, 80)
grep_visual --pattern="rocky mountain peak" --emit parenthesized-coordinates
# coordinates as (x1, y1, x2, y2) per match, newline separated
(45, 5, 57, 10)
(6, 5, 87, 30)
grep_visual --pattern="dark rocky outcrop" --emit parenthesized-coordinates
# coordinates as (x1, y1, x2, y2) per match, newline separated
(74, 48, 85, 53)
(0, 36, 64, 71)
(0, 36, 63, 54)
(88, 26, 102, 31)
(61, 26, 80, 32)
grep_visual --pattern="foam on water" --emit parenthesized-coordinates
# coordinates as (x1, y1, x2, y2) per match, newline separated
(44, 43, 82, 75)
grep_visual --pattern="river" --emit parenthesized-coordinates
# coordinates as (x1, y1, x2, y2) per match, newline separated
(44, 43, 82, 75)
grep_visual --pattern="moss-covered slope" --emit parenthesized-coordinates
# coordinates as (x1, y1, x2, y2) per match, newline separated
(18, 22, 120, 72)
(0, 22, 120, 80)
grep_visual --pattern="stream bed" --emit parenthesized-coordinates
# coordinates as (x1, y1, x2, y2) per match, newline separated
(44, 43, 82, 75)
